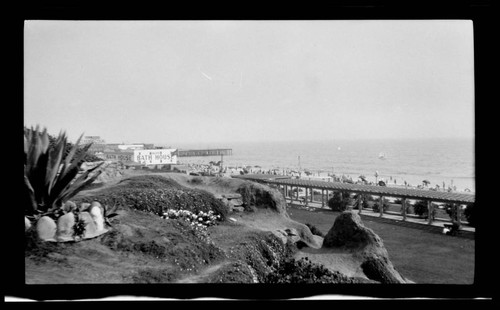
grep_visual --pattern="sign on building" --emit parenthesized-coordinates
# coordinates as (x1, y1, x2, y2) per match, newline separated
(103, 151, 134, 162)
(133, 149, 178, 165)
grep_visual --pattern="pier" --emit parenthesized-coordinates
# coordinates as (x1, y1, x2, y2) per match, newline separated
(232, 174, 475, 235)
(176, 148, 232, 157)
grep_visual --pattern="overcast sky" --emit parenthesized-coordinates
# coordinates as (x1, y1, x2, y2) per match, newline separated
(24, 20, 474, 145)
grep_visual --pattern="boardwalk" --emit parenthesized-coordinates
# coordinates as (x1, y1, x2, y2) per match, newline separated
(177, 149, 232, 157)
(232, 174, 475, 203)
(232, 174, 475, 232)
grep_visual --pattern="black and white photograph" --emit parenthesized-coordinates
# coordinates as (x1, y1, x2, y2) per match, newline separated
(15, 4, 494, 302)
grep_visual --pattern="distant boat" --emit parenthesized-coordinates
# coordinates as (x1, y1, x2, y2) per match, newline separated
(378, 152, 386, 160)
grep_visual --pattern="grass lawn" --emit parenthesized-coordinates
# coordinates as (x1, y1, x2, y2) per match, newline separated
(287, 205, 475, 284)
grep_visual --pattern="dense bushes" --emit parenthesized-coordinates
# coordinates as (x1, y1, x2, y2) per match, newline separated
(413, 200, 437, 219)
(371, 197, 389, 213)
(73, 175, 230, 220)
(327, 192, 350, 212)
(263, 257, 358, 283)
(413, 200, 428, 218)
(444, 203, 474, 226)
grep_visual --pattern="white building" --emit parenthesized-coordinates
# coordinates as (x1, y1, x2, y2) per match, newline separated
(102, 148, 178, 166)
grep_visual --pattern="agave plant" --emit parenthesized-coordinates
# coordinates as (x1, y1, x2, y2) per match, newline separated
(24, 126, 104, 219)
(102, 203, 120, 227)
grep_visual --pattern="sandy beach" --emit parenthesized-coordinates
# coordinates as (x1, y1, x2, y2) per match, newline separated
(180, 161, 474, 194)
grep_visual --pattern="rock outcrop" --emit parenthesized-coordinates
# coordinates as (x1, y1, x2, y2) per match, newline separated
(322, 211, 408, 283)
(236, 182, 289, 217)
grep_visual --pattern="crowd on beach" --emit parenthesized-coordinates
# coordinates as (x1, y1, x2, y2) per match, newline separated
(182, 162, 472, 194)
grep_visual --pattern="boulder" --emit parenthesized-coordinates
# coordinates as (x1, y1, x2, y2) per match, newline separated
(272, 226, 321, 248)
(323, 211, 383, 250)
(230, 198, 244, 206)
(219, 197, 233, 211)
(25, 217, 31, 232)
(232, 206, 245, 212)
(79, 211, 98, 239)
(284, 228, 301, 244)
(272, 229, 289, 245)
(226, 199, 236, 211)
(35, 216, 57, 241)
(91, 201, 104, 213)
(80, 202, 91, 211)
(90, 205, 105, 232)
(222, 193, 242, 200)
(63, 201, 77, 213)
(56, 212, 76, 242)
(236, 182, 289, 217)
(322, 211, 407, 283)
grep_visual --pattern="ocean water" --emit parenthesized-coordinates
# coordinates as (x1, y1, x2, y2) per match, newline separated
(172, 138, 475, 192)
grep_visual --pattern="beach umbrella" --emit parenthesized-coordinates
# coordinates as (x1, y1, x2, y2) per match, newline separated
(378, 180, 386, 186)
(358, 175, 367, 182)
(422, 180, 431, 186)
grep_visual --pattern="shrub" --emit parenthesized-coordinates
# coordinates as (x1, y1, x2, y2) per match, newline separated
(24, 126, 103, 220)
(353, 194, 369, 209)
(74, 176, 230, 221)
(412, 200, 436, 219)
(305, 223, 324, 237)
(444, 203, 471, 225)
(371, 197, 389, 213)
(263, 257, 357, 283)
(412, 200, 427, 217)
(372, 202, 388, 213)
(327, 192, 350, 212)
